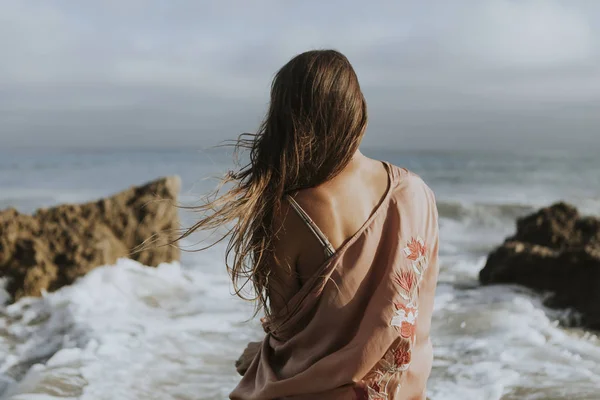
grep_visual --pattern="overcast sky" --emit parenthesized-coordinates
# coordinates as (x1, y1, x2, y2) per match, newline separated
(1, 0, 599, 151)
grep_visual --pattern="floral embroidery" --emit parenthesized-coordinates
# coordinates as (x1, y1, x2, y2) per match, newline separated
(402, 236, 428, 276)
(358, 236, 429, 399)
(357, 338, 414, 399)
(404, 236, 426, 261)
(354, 381, 387, 400)
(391, 302, 418, 339)
(392, 340, 412, 370)
(393, 270, 416, 300)
(390, 236, 427, 335)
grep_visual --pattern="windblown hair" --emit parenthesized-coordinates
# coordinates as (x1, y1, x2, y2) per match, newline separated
(179, 49, 368, 316)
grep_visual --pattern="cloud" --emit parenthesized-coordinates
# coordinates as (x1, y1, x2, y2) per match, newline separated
(0, 0, 599, 150)
(445, 0, 595, 68)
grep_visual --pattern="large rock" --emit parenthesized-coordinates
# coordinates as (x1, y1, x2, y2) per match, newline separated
(480, 202, 600, 329)
(0, 177, 181, 301)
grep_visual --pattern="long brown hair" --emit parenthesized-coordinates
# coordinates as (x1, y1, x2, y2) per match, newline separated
(180, 49, 367, 316)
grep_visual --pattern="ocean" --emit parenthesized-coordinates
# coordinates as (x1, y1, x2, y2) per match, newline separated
(1, 147, 599, 400)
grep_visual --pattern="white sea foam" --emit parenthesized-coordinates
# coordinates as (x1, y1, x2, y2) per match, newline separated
(429, 282, 600, 400)
(2, 149, 600, 399)
(1, 255, 599, 400)
(0, 256, 261, 400)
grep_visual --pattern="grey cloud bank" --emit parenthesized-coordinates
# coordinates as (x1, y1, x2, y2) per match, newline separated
(1, 0, 599, 151)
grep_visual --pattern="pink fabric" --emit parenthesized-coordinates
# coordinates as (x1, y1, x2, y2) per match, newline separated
(231, 164, 439, 400)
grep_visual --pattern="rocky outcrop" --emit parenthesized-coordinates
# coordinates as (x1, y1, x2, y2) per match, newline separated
(480, 202, 600, 329)
(0, 177, 181, 301)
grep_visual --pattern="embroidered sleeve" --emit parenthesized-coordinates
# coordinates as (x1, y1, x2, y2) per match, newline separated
(355, 236, 429, 400)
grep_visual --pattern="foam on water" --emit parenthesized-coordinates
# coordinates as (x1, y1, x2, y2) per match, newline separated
(0, 254, 262, 400)
(2, 149, 600, 399)
(2, 254, 599, 400)
(430, 282, 600, 400)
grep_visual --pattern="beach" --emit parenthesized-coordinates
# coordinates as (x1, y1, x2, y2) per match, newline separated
(1, 147, 599, 400)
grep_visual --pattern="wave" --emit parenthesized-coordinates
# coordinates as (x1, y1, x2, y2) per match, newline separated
(429, 283, 600, 400)
(0, 258, 257, 400)
(437, 200, 536, 225)
(2, 259, 600, 400)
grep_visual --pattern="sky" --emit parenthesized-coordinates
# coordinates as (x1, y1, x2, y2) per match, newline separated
(1, 0, 599, 151)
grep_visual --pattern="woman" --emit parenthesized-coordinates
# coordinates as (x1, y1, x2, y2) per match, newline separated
(184, 50, 439, 399)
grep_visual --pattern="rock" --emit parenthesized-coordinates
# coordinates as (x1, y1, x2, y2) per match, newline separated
(480, 202, 600, 329)
(0, 177, 181, 301)
(511, 202, 579, 248)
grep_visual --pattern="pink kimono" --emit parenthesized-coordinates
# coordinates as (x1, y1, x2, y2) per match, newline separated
(231, 163, 439, 400)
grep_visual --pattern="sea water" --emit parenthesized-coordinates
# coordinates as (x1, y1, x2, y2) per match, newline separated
(1, 148, 599, 400)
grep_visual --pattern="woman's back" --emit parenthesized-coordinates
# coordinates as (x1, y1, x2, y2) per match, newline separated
(278, 156, 392, 291)
(231, 160, 439, 400)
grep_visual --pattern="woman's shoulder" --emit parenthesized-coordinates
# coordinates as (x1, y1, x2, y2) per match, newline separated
(387, 164, 435, 202)
(387, 163, 439, 237)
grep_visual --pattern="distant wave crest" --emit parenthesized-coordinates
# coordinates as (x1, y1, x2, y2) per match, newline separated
(437, 200, 535, 225)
